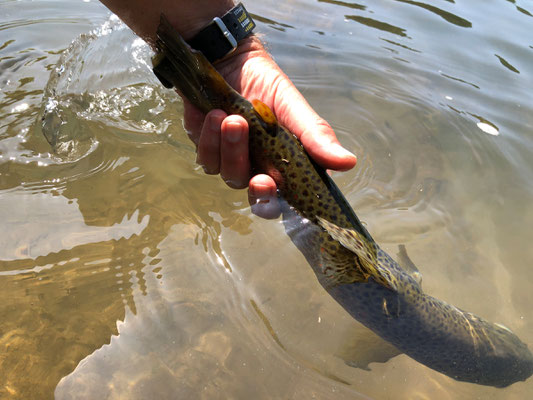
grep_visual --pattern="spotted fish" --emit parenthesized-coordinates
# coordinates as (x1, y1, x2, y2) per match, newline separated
(152, 15, 533, 387)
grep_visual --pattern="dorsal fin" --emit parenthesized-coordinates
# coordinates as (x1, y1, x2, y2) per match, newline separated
(397, 244, 422, 285)
(317, 217, 397, 291)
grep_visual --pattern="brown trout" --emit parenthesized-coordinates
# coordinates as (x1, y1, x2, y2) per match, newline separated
(152, 15, 533, 387)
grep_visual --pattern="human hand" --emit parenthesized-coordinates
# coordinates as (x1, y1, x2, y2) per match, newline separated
(183, 36, 357, 219)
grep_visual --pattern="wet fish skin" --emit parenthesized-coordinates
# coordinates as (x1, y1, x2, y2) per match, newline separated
(153, 15, 533, 387)
(284, 207, 533, 387)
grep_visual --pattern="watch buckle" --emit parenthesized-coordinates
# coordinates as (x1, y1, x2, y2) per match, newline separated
(213, 17, 238, 51)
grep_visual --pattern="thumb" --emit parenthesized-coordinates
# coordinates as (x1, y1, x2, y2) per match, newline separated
(298, 118, 357, 171)
(271, 77, 357, 171)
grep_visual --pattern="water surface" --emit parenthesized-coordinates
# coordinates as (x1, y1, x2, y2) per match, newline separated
(1, 0, 532, 398)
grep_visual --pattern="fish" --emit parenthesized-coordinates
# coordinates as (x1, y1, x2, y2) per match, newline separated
(152, 14, 533, 387)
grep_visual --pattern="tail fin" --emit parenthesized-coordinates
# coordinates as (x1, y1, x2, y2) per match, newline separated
(153, 14, 239, 113)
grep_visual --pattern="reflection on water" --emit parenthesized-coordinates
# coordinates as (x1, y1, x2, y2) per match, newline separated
(1, 0, 533, 398)
(495, 54, 521, 74)
(345, 15, 408, 37)
(394, 0, 471, 28)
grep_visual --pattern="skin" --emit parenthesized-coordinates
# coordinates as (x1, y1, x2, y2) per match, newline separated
(99, 0, 357, 218)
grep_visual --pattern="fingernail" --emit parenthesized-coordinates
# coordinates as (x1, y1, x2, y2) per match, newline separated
(209, 114, 221, 131)
(223, 178, 247, 189)
(202, 165, 217, 175)
(225, 122, 244, 143)
(249, 184, 276, 198)
(331, 143, 356, 159)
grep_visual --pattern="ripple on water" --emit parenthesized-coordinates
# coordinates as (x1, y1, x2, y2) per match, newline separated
(39, 16, 176, 163)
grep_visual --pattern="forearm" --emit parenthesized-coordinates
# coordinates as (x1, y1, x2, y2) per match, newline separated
(100, 0, 235, 45)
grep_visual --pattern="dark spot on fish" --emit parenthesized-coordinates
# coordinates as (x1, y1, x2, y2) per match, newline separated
(302, 177, 309, 183)
(296, 161, 303, 168)
(302, 190, 309, 196)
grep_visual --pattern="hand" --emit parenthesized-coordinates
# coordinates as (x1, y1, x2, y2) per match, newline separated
(183, 36, 357, 219)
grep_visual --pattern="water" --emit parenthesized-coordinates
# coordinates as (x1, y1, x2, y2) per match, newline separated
(1, 0, 532, 398)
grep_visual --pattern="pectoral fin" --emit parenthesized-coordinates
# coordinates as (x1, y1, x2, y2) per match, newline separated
(317, 217, 397, 291)
(318, 248, 367, 288)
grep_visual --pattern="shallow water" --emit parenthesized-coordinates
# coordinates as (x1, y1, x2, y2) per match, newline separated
(1, 0, 532, 398)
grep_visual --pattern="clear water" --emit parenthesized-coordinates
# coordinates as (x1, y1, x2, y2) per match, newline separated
(1, 0, 532, 398)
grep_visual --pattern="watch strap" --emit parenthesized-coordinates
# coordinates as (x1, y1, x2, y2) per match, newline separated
(152, 4, 255, 89)
(188, 3, 256, 63)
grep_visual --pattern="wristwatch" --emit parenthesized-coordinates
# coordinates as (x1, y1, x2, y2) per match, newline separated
(152, 3, 255, 88)
(187, 2, 256, 63)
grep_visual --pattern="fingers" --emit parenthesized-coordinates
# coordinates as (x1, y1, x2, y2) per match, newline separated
(220, 115, 250, 189)
(183, 104, 280, 219)
(183, 101, 252, 189)
(273, 81, 357, 172)
(239, 57, 357, 172)
(182, 99, 204, 145)
(298, 119, 358, 172)
(194, 111, 279, 218)
(197, 110, 225, 174)
(248, 174, 280, 219)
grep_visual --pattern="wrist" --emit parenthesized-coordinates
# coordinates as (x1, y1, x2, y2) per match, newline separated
(215, 35, 265, 66)
(102, 0, 237, 46)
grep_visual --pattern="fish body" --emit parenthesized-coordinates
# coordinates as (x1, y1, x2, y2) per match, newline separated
(153, 15, 533, 387)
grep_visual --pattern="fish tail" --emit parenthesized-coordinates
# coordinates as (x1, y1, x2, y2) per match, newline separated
(152, 14, 240, 113)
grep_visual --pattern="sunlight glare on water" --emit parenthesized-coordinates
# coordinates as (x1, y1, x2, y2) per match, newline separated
(1, 0, 532, 399)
